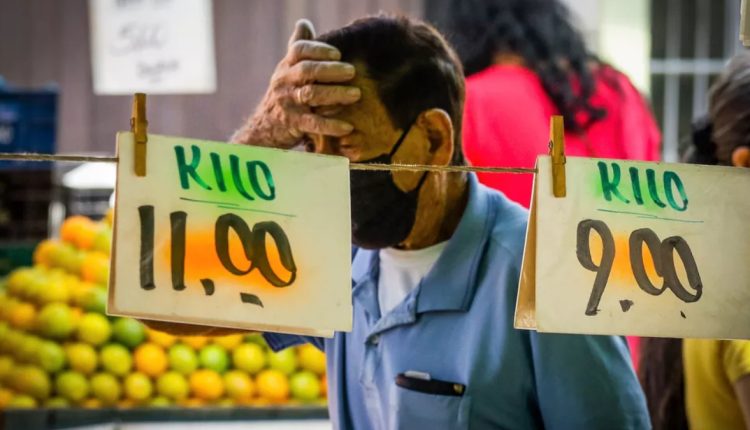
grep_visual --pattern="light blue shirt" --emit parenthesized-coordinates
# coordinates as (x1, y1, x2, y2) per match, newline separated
(265, 174, 649, 429)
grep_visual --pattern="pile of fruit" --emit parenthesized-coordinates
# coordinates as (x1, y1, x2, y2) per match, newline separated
(0, 213, 327, 408)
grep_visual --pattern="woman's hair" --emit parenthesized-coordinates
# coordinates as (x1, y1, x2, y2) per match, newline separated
(427, 0, 608, 132)
(638, 338, 688, 430)
(707, 52, 750, 164)
(683, 52, 750, 165)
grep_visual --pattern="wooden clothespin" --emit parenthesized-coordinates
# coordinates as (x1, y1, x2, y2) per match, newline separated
(130, 93, 148, 177)
(549, 115, 566, 198)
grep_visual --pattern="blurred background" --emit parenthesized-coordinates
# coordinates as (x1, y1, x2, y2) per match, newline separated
(0, 0, 746, 428)
(0, 0, 744, 160)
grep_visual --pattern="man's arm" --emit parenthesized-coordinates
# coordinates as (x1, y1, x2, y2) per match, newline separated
(529, 332, 650, 429)
(230, 19, 360, 148)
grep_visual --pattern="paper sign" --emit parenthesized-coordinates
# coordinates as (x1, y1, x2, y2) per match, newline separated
(516, 156, 750, 339)
(89, 0, 216, 95)
(109, 133, 352, 336)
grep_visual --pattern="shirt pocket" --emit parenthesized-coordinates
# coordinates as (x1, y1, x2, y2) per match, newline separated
(389, 385, 471, 429)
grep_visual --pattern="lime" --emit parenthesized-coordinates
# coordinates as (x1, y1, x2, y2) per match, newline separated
(199, 344, 229, 373)
(0, 356, 15, 383)
(290, 370, 321, 402)
(66, 343, 98, 375)
(16, 335, 44, 363)
(81, 287, 107, 314)
(11, 365, 51, 401)
(55, 371, 90, 403)
(99, 344, 132, 376)
(45, 396, 70, 408)
(77, 313, 111, 345)
(167, 344, 198, 375)
(149, 396, 171, 407)
(36, 303, 76, 340)
(232, 343, 266, 375)
(268, 348, 298, 375)
(112, 318, 146, 348)
(224, 370, 254, 401)
(36, 341, 66, 373)
(37, 278, 70, 305)
(124, 372, 152, 402)
(90, 372, 122, 406)
(7, 394, 37, 408)
(156, 371, 189, 401)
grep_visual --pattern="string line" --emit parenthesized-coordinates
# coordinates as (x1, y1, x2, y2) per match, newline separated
(0, 152, 537, 174)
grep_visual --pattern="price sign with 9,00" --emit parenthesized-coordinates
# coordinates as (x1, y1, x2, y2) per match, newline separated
(109, 132, 352, 336)
(515, 156, 750, 339)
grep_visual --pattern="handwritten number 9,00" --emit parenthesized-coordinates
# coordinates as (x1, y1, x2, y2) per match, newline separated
(576, 219, 703, 315)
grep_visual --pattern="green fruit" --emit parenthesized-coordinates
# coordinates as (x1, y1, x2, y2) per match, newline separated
(45, 396, 70, 408)
(55, 371, 90, 403)
(7, 394, 37, 408)
(112, 318, 146, 349)
(76, 313, 111, 345)
(11, 365, 51, 401)
(17, 335, 44, 363)
(36, 341, 66, 373)
(232, 343, 266, 375)
(0, 356, 15, 383)
(99, 344, 132, 376)
(290, 371, 322, 402)
(168, 344, 198, 375)
(199, 345, 229, 373)
(149, 396, 171, 407)
(66, 343, 98, 375)
(36, 303, 76, 340)
(81, 287, 107, 314)
(156, 371, 189, 401)
(268, 348, 298, 375)
(92, 228, 112, 255)
(90, 373, 122, 406)
(124, 372, 152, 402)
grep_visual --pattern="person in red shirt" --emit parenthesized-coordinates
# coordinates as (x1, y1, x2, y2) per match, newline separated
(429, 0, 661, 207)
(429, 0, 661, 368)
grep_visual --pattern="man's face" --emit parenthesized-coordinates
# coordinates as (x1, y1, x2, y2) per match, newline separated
(305, 63, 429, 191)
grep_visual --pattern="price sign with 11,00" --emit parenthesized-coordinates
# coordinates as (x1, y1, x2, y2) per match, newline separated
(109, 133, 352, 336)
(515, 156, 750, 339)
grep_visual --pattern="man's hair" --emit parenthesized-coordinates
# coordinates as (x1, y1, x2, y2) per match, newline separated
(318, 15, 466, 165)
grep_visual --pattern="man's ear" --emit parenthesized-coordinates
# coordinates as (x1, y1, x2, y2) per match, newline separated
(419, 109, 454, 166)
(731, 146, 750, 167)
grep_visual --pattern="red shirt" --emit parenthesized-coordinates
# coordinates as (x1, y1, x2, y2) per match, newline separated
(463, 64, 661, 207)
(463, 64, 661, 369)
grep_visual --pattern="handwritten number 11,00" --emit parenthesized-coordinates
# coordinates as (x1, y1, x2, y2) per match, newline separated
(576, 219, 703, 316)
(138, 205, 297, 307)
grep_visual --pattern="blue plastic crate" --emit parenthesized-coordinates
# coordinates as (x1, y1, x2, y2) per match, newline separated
(0, 86, 57, 169)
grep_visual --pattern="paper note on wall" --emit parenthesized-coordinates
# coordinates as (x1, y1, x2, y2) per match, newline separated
(89, 0, 216, 94)
(109, 133, 352, 336)
(515, 156, 750, 339)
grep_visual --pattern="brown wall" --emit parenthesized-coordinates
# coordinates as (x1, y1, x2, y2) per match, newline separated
(0, 0, 422, 154)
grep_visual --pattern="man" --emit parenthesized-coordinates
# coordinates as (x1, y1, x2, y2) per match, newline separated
(152, 15, 650, 429)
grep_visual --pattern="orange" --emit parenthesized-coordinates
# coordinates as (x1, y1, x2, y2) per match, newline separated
(0, 388, 13, 408)
(81, 398, 102, 408)
(320, 375, 327, 397)
(80, 252, 110, 285)
(60, 216, 96, 249)
(134, 343, 168, 377)
(189, 369, 224, 401)
(9, 302, 36, 330)
(33, 240, 59, 267)
(181, 336, 208, 349)
(256, 369, 290, 403)
(179, 397, 205, 408)
(147, 328, 177, 348)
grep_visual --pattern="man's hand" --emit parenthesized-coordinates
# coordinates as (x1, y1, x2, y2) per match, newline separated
(231, 19, 361, 148)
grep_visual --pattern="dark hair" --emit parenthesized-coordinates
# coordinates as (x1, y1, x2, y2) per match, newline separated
(426, 0, 608, 132)
(638, 338, 688, 430)
(318, 15, 466, 165)
(708, 52, 750, 164)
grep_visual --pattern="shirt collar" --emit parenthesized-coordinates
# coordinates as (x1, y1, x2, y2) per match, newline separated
(351, 173, 495, 315)
(416, 173, 494, 313)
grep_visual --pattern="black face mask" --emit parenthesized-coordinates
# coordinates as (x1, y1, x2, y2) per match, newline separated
(350, 123, 428, 249)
